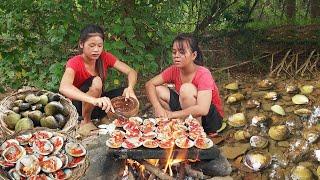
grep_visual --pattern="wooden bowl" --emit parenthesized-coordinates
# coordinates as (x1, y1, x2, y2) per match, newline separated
(111, 96, 139, 117)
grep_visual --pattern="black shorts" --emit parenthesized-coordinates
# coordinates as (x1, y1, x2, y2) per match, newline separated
(168, 88, 223, 133)
(72, 76, 124, 120)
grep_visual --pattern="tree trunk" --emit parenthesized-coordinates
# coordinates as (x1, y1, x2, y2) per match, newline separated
(285, 0, 296, 19)
(310, 0, 320, 18)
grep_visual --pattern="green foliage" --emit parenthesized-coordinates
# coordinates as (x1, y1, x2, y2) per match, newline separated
(0, 0, 318, 92)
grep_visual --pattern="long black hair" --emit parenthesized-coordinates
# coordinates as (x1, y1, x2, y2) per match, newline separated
(79, 24, 105, 86)
(172, 33, 204, 66)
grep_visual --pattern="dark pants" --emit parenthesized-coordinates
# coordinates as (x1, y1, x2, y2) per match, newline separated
(72, 76, 124, 120)
(168, 88, 223, 133)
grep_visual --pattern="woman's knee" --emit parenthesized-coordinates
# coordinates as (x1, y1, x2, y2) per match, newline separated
(155, 85, 170, 101)
(89, 76, 103, 95)
(179, 83, 197, 100)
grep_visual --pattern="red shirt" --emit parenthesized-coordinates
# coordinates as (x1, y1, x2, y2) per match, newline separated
(66, 51, 117, 88)
(161, 65, 224, 117)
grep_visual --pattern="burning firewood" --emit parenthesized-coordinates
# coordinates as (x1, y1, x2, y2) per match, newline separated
(139, 160, 174, 180)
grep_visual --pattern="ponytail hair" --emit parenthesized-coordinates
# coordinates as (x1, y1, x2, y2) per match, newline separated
(79, 24, 106, 88)
(173, 33, 204, 66)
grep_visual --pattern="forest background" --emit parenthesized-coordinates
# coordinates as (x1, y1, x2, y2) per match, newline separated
(0, 0, 319, 92)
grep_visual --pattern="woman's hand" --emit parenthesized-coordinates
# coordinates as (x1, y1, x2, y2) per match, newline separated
(155, 107, 170, 118)
(91, 97, 115, 113)
(123, 86, 137, 100)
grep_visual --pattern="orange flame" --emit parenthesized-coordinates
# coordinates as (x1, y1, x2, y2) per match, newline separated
(163, 146, 188, 176)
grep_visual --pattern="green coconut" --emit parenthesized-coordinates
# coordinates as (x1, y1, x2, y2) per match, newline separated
(39, 94, 49, 105)
(44, 101, 64, 116)
(25, 94, 40, 104)
(40, 116, 59, 129)
(19, 102, 30, 111)
(28, 110, 43, 126)
(4, 112, 21, 130)
(47, 93, 61, 102)
(54, 113, 67, 129)
(12, 106, 20, 113)
(13, 100, 23, 106)
(15, 118, 34, 132)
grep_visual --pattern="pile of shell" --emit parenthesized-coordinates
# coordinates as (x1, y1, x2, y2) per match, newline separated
(0, 129, 87, 179)
(221, 79, 320, 179)
(3, 92, 69, 132)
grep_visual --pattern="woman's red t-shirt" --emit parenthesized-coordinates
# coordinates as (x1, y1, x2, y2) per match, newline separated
(66, 51, 117, 88)
(161, 65, 224, 117)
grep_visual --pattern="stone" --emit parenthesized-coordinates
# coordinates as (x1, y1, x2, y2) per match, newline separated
(219, 143, 250, 159)
(192, 154, 232, 177)
(81, 135, 125, 180)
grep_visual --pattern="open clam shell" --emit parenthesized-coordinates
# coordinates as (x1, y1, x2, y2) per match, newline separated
(2, 145, 26, 163)
(264, 92, 278, 100)
(251, 115, 268, 126)
(15, 131, 32, 145)
(250, 136, 268, 148)
(33, 139, 54, 155)
(0, 139, 19, 151)
(142, 131, 158, 139)
(292, 94, 309, 105)
(257, 79, 273, 90)
(56, 153, 69, 168)
(122, 138, 143, 149)
(228, 113, 247, 127)
(243, 150, 272, 171)
(159, 139, 175, 149)
(50, 169, 72, 180)
(143, 139, 159, 149)
(0, 157, 15, 168)
(111, 130, 126, 141)
(106, 138, 122, 149)
(175, 137, 194, 149)
(286, 85, 299, 94)
(50, 136, 64, 154)
(271, 105, 285, 116)
(245, 99, 260, 109)
(302, 130, 319, 143)
(16, 155, 41, 177)
(226, 93, 244, 104)
(128, 116, 143, 124)
(65, 142, 86, 157)
(194, 137, 213, 149)
(33, 130, 53, 140)
(67, 155, 86, 168)
(40, 156, 63, 173)
(8, 168, 21, 180)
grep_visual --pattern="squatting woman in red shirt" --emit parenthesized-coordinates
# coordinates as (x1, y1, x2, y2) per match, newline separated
(59, 24, 138, 130)
(145, 33, 223, 134)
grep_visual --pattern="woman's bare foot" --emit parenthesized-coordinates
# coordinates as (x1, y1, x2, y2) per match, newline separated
(78, 121, 98, 136)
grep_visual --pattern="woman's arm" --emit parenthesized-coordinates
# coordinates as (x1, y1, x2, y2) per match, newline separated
(145, 74, 168, 117)
(168, 90, 212, 119)
(59, 68, 114, 112)
(59, 68, 96, 104)
(112, 59, 138, 99)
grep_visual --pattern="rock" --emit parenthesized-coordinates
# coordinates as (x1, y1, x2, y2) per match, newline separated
(192, 154, 232, 177)
(81, 135, 125, 180)
(208, 176, 233, 180)
(219, 143, 250, 159)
